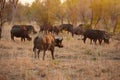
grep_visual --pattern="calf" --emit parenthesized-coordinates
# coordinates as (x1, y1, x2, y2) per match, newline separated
(33, 33, 63, 60)
(10, 25, 32, 41)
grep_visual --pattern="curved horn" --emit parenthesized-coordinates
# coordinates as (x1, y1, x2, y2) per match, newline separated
(104, 34, 109, 39)
(61, 37, 63, 40)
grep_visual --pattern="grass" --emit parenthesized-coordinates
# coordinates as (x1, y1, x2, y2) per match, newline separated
(0, 24, 120, 80)
(84, 49, 93, 55)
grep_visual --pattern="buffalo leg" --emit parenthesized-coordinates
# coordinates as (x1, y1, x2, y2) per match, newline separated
(33, 47, 37, 58)
(21, 38, 23, 42)
(37, 49, 40, 59)
(82, 37, 86, 43)
(43, 50, 46, 60)
(72, 32, 74, 37)
(90, 39, 92, 44)
(23, 38, 25, 41)
(93, 39, 97, 45)
(21, 38, 25, 42)
(11, 35, 15, 41)
(51, 48, 55, 60)
(98, 39, 102, 45)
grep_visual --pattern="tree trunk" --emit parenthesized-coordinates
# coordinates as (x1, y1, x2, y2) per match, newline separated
(113, 17, 118, 34)
(11, 7, 16, 25)
(90, 9, 93, 27)
(0, 0, 6, 39)
(9, 0, 19, 25)
(0, 27, 2, 39)
(103, 18, 108, 30)
(94, 17, 101, 29)
(0, 10, 3, 39)
(0, 13, 2, 39)
(67, 18, 70, 24)
(61, 17, 64, 24)
(81, 12, 86, 24)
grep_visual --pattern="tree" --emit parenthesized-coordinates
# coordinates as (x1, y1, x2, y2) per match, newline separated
(64, 0, 78, 25)
(90, 0, 103, 29)
(30, 0, 44, 25)
(0, 0, 6, 39)
(9, 0, 19, 24)
(89, 0, 120, 33)
(55, 2, 66, 24)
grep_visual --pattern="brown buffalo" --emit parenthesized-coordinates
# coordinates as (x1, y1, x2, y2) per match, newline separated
(33, 33, 63, 60)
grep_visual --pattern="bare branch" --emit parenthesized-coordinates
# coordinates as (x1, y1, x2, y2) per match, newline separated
(9, 0, 19, 8)
(0, 19, 7, 26)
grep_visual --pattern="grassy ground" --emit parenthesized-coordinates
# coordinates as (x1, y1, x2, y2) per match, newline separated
(0, 24, 120, 80)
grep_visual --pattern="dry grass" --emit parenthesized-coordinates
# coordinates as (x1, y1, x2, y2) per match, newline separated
(0, 24, 120, 80)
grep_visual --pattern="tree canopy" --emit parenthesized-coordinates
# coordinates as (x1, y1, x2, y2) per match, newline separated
(2, 0, 120, 33)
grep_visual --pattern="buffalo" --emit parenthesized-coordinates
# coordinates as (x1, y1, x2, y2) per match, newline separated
(39, 25, 46, 32)
(82, 29, 110, 45)
(50, 25, 61, 35)
(40, 24, 60, 35)
(12, 25, 37, 34)
(25, 25, 37, 34)
(10, 25, 32, 41)
(39, 23, 53, 33)
(72, 24, 85, 37)
(33, 33, 63, 60)
(60, 24, 73, 34)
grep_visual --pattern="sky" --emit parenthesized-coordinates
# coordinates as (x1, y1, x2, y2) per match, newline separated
(20, 0, 65, 5)
(20, 0, 34, 5)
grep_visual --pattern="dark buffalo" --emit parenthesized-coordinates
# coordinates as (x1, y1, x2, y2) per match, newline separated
(82, 29, 110, 45)
(51, 25, 60, 35)
(39, 25, 46, 32)
(10, 25, 32, 41)
(33, 33, 63, 60)
(39, 23, 53, 33)
(60, 24, 73, 34)
(12, 25, 37, 34)
(25, 25, 37, 34)
(40, 24, 60, 35)
(72, 24, 85, 37)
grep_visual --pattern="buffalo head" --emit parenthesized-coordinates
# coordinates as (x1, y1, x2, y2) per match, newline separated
(103, 33, 110, 44)
(55, 37, 63, 48)
(26, 36, 32, 41)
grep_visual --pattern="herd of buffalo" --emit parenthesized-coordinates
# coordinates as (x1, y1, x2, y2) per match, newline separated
(10, 24, 110, 60)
